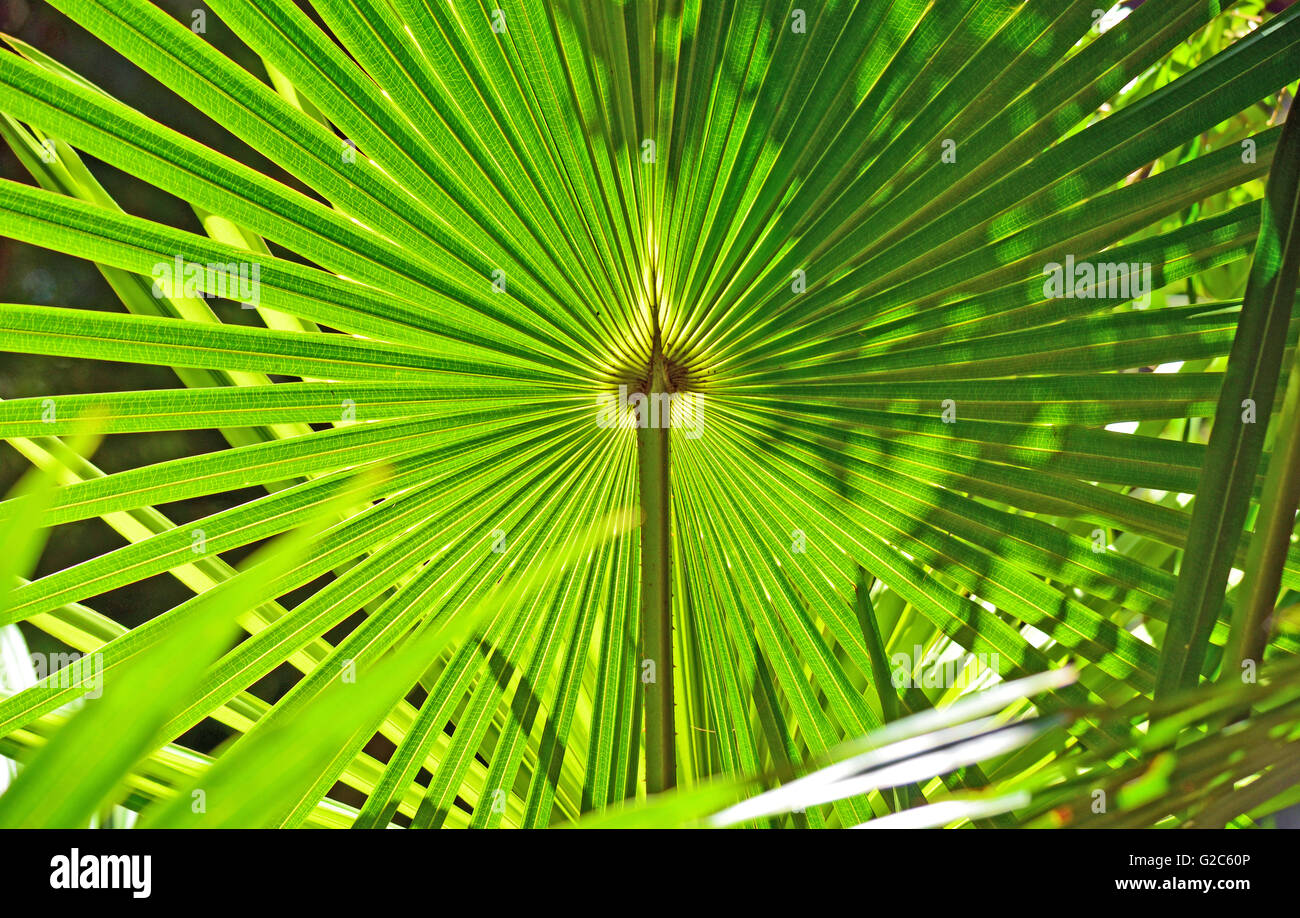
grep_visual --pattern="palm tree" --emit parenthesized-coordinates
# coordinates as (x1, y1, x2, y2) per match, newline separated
(1, 0, 1299, 828)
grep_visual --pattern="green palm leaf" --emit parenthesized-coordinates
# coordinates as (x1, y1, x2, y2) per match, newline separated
(1, 0, 1298, 829)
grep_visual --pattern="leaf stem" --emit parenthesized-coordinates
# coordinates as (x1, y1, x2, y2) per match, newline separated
(1225, 348, 1300, 680)
(637, 331, 676, 793)
(1155, 105, 1300, 698)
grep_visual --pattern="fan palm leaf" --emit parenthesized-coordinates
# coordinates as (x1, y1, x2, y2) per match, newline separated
(0, 0, 1298, 828)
